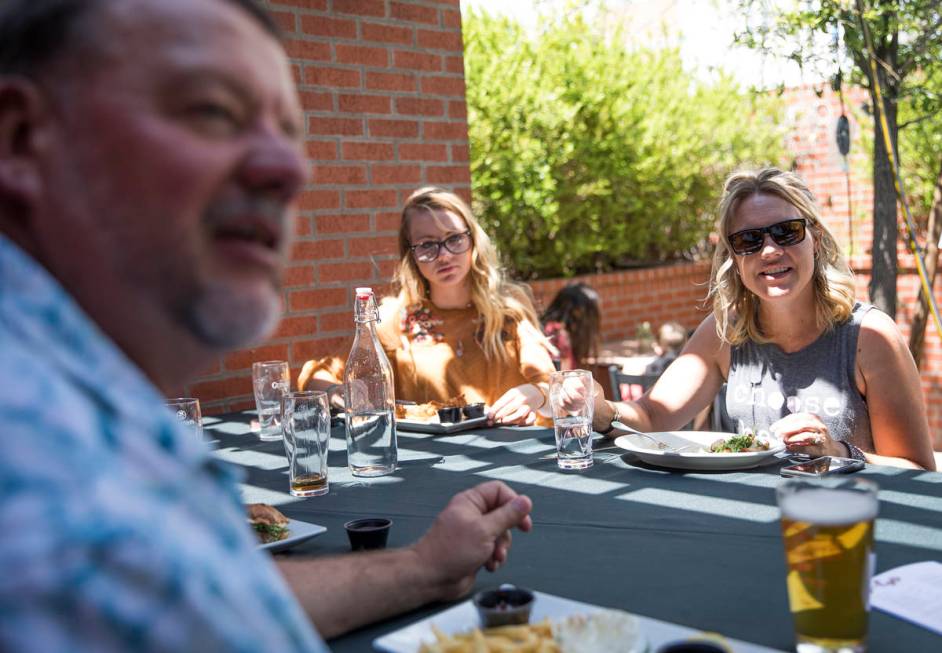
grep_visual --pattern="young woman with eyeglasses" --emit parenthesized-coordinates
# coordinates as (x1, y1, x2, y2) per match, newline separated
(589, 167, 935, 469)
(299, 187, 556, 426)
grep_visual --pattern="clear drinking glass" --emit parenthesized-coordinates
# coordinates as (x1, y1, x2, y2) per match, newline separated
(549, 369, 596, 470)
(281, 391, 330, 497)
(252, 360, 290, 441)
(777, 477, 879, 653)
(164, 397, 203, 439)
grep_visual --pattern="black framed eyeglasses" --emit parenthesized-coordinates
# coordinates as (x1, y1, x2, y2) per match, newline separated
(409, 231, 472, 263)
(727, 218, 807, 256)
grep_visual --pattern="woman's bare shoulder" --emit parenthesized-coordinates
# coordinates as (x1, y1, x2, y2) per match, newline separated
(857, 307, 911, 368)
(684, 314, 730, 373)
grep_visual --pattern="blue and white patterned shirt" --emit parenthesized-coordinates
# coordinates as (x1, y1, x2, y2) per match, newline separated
(0, 235, 329, 652)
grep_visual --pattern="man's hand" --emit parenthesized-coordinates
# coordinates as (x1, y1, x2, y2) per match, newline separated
(412, 481, 533, 600)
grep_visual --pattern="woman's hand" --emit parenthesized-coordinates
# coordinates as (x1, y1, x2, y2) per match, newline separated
(487, 383, 544, 425)
(771, 412, 845, 458)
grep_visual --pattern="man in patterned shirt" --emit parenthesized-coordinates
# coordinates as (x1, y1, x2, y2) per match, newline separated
(0, 0, 534, 651)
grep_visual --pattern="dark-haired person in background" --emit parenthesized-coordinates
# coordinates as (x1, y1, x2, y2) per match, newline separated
(541, 282, 601, 371)
(0, 1, 532, 651)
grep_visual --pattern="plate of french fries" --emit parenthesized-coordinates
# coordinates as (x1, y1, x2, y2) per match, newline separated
(373, 591, 646, 653)
(420, 620, 560, 652)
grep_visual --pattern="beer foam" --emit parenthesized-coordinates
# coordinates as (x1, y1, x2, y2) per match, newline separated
(779, 488, 877, 525)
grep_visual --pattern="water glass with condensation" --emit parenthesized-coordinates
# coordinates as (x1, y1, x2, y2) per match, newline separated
(549, 369, 596, 470)
(252, 360, 290, 441)
(164, 397, 203, 439)
(281, 391, 330, 497)
(777, 477, 879, 653)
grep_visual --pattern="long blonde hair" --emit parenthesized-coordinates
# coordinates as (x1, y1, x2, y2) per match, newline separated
(708, 167, 856, 344)
(396, 187, 539, 363)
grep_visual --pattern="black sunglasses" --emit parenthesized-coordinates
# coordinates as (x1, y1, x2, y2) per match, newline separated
(727, 218, 807, 256)
(409, 231, 472, 263)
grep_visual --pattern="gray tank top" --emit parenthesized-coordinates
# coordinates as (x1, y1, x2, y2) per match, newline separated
(720, 302, 873, 450)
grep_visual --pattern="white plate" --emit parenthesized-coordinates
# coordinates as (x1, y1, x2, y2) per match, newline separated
(396, 415, 490, 434)
(372, 590, 785, 652)
(258, 519, 326, 553)
(373, 591, 643, 652)
(614, 431, 785, 471)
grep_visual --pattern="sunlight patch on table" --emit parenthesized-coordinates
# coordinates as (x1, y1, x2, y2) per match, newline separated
(475, 465, 628, 495)
(215, 447, 287, 471)
(876, 519, 942, 552)
(683, 472, 781, 489)
(434, 455, 493, 472)
(877, 490, 942, 514)
(327, 465, 406, 487)
(616, 488, 779, 523)
(208, 420, 255, 436)
(398, 446, 445, 462)
(238, 483, 301, 507)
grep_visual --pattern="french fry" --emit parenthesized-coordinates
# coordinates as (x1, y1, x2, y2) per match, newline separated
(416, 621, 560, 653)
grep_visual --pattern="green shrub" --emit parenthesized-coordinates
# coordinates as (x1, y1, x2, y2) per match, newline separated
(464, 9, 787, 279)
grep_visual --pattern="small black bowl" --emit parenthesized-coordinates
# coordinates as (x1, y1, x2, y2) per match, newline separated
(473, 584, 535, 628)
(437, 406, 462, 424)
(462, 403, 486, 420)
(344, 518, 392, 551)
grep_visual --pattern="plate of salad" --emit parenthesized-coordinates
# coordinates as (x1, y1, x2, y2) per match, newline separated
(613, 429, 785, 470)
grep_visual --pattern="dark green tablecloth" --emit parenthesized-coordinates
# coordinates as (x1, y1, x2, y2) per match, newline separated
(205, 412, 942, 652)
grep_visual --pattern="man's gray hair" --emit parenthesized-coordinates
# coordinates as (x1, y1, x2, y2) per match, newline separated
(0, 0, 280, 77)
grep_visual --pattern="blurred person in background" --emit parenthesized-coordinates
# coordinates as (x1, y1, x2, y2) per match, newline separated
(643, 321, 687, 377)
(540, 282, 601, 371)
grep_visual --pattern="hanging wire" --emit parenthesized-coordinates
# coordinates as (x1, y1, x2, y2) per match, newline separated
(832, 21, 854, 256)
(853, 0, 942, 342)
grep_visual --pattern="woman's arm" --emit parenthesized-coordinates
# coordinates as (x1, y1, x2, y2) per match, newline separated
(297, 358, 345, 410)
(593, 316, 728, 435)
(855, 310, 936, 470)
(489, 319, 555, 425)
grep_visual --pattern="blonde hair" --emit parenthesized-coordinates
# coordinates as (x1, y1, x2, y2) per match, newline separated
(708, 167, 856, 344)
(396, 187, 540, 363)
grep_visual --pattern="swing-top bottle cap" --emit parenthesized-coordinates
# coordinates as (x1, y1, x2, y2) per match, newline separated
(355, 287, 373, 299)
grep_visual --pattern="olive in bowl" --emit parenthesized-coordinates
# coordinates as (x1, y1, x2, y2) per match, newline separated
(472, 584, 534, 628)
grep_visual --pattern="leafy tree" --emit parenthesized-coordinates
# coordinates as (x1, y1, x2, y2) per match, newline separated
(898, 64, 942, 365)
(463, 9, 786, 279)
(734, 0, 942, 319)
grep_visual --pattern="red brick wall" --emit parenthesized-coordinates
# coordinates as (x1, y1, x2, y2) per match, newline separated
(528, 263, 713, 341)
(185, 0, 469, 412)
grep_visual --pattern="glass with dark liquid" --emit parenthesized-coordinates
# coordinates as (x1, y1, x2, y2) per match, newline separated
(282, 391, 331, 497)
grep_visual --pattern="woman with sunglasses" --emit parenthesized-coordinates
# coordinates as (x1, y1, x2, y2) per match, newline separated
(590, 167, 935, 469)
(299, 187, 556, 426)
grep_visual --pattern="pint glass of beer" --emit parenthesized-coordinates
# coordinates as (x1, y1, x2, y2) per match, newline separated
(776, 477, 878, 653)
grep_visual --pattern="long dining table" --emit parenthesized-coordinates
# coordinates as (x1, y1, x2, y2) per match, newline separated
(204, 411, 942, 652)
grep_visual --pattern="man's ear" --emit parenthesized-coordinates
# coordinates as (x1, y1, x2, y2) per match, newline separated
(0, 79, 50, 204)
